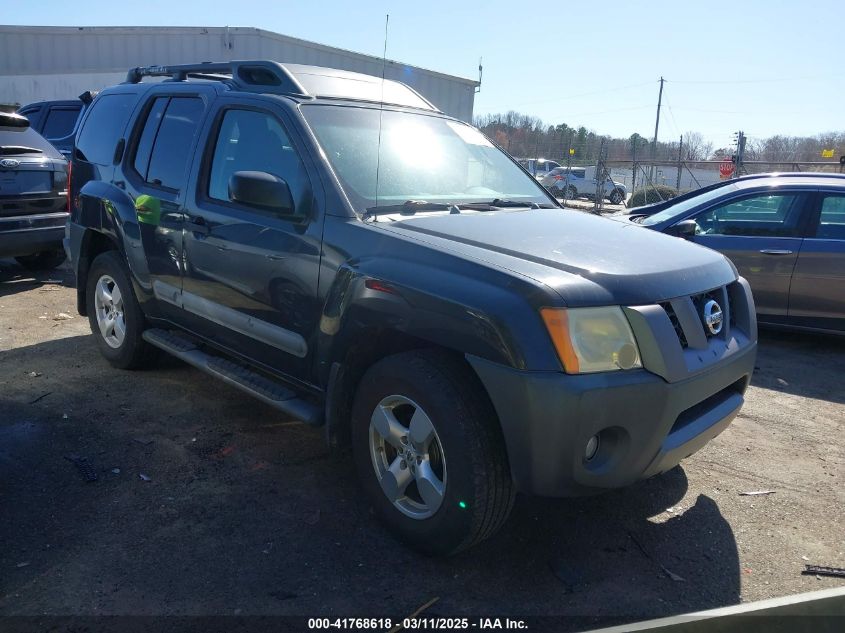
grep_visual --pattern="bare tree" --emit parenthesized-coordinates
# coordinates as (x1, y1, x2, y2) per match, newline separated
(682, 131, 714, 161)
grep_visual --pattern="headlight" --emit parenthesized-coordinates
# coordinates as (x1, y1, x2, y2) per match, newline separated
(541, 307, 641, 374)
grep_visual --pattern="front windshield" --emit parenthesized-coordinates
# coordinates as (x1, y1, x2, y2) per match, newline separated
(641, 182, 740, 225)
(301, 104, 553, 212)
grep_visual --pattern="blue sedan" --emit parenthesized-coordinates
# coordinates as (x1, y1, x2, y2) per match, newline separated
(621, 174, 845, 335)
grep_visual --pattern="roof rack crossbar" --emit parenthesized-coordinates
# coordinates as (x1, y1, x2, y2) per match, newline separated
(125, 60, 309, 96)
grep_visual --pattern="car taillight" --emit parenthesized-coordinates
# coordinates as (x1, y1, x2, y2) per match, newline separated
(66, 161, 72, 212)
(553, 175, 563, 181)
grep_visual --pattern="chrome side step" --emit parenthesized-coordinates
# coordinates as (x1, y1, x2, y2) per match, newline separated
(142, 328, 322, 426)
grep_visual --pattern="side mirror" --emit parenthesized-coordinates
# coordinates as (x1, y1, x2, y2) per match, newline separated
(229, 171, 294, 214)
(667, 218, 697, 239)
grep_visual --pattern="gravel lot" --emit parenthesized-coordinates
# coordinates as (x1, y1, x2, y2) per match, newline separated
(1, 259, 843, 630)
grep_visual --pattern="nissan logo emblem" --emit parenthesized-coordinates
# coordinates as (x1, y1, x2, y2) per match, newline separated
(703, 299, 723, 335)
(0, 158, 21, 168)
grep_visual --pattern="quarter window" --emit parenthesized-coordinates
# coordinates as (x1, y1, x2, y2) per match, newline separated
(207, 109, 308, 210)
(76, 94, 135, 165)
(694, 193, 804, 237)
(42, 107, 81, 139)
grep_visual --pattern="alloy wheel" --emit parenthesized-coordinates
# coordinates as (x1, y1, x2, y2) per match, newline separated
(368, 394, 447, 519)
(94, 274, 126, 349)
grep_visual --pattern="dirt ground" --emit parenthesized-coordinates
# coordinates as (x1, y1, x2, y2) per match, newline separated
(1, 259, 843, 630)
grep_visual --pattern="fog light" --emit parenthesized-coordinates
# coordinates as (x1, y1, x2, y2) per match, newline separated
(585, 434, 600, 461)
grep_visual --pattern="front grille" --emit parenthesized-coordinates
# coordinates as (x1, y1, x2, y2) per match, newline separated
(726, 289, 736, 327)
(660, 301, 688, 348)
(691, 291, 723, 339)
(659, 284, 736, 349)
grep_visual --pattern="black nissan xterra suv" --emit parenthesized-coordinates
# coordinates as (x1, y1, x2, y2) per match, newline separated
(66, 61, 757, 555)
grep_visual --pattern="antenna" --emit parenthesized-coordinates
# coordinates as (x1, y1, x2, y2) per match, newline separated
(371, 14, 389, 218)
(381, 14, 389, 85)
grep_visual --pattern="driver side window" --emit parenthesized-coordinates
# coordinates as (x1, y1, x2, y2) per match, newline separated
(207, 108, 309, 213)
(694, 193, 804, 237)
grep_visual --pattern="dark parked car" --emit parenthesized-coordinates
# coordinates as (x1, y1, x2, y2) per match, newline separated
(625, 172, 845, 216)
(0, 112, 68, 270)
(624, 174, 845, 334)
(17, 92, 95, 159)
(66, 60, 757, 554)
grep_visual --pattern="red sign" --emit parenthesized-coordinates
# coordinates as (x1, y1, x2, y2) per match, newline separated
(719, 161, 735, 179)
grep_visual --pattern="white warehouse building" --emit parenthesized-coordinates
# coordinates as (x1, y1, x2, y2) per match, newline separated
(0, 25, 479, 121)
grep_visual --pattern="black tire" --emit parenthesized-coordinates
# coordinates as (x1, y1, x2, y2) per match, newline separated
(15, 250, 66, 271)
(566, 185, 578, 200)
(609, 189, 624, 205)
(351, 350, 515, 555)
(86, 251, 155, 369)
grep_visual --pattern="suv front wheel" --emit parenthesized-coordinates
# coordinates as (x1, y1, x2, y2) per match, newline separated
(351, 350, 515, 555)
(86, 251, 155, 369)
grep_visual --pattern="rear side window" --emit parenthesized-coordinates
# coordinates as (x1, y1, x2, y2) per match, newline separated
(133, 97, 169, 180)
(143, 97, 204, 190)
(816, 194, 845, 239)
(42, 107, 81, 139)
(76, 94, 135, 165)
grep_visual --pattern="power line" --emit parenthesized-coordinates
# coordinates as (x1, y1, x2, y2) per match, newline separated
(667, 72, 844, 86)
(481, 80, 656, 110)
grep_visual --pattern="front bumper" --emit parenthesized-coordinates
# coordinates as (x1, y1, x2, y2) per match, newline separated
(468, 341, 756, 497)
(0, 212, 67, 258)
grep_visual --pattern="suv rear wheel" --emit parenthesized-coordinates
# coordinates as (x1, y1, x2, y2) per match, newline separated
(86, 251, 155, 369)
(609, 188, 625, 205)
(351, 350, 515, 555)
(15, 250, 66, 271)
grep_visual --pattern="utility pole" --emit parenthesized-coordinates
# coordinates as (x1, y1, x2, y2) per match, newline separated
(650, 77, 665, 181)
(563, 132, 574, 203)
(631, 138, 638, 193)
(594, 138, 607, 214)
(731, 130, 747, 178)
(676, 135, 683, 190)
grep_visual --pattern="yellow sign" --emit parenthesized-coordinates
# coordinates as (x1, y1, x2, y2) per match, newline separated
(569, 148, 575, 156)
(822, 149, 835, 158)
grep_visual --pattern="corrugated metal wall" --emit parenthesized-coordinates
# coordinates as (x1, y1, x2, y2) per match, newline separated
(0, 26, 478, 121)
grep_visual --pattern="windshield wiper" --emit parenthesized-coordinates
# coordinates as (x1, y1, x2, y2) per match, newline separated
(364, 198, 553, 218)
(365, 200, 458, 217)
(0, 146, 43, 155)
(458, 199, 549, 210)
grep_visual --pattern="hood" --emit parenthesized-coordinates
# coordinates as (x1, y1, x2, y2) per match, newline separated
(376, 208, 737, 307)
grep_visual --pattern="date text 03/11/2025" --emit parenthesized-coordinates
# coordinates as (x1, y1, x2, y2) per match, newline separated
(307, 617, 529, 630)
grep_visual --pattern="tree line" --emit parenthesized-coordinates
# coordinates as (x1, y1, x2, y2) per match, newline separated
(473, 111, 844, 165)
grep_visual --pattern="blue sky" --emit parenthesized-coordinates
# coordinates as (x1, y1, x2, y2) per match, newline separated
(5, 0, 843, 147)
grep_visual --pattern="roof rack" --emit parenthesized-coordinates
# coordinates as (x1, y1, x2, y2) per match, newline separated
(125, 60, 309, 97)
(123, 60, 440, 112)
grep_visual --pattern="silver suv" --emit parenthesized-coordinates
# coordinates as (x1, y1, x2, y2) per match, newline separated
(519, 158, 562, 180)
(541, 166, 627, 204)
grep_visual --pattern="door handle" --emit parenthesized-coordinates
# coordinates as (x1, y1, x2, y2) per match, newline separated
(185, 216, 209, 235)
(759, 249, 793, 255)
